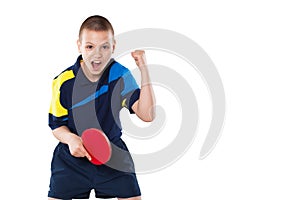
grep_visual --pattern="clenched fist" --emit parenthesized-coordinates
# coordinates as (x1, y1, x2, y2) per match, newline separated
(131, 50, 147, 68)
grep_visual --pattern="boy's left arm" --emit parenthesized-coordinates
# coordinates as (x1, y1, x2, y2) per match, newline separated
(131, 50, 156, 122)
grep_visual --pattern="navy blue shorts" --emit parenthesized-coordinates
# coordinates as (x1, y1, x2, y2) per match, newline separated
(48, 139, 141, 199)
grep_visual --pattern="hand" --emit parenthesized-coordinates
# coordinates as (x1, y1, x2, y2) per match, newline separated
(131, 50, 147, 68)
(67, 134, 91, 161)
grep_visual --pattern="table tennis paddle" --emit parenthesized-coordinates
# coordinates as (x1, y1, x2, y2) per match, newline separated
(81, 128, 112, 165)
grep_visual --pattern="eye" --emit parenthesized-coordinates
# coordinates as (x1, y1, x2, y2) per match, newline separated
(85, 45, 94, 50)
(102, 45, 110, 50)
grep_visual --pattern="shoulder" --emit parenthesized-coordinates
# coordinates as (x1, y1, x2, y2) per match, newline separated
(52, 67, 76, 91)
(54, 67, 75, 81)
(108, 61, 130, 83)
(52, 56, 81, 90)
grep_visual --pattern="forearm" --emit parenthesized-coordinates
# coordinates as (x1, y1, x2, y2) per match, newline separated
(52, 125, 78, 145)
(131, 50, 156, 122)
(52, 126, 91, 159)
(135, 66, 156, 122)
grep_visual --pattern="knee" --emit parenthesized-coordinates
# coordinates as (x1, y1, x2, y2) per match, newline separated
(118, 196, 141, 200)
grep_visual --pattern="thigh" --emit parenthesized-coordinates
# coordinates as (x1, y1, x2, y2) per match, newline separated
(94, 140, 141, 198)
(94, 168, 141, 199)
(48, 143, 93, 199)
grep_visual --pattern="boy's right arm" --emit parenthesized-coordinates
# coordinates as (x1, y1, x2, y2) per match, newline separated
(52, 126, 91, 161)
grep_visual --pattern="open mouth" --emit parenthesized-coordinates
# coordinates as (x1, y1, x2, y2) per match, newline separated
(91, 61, 102, 70)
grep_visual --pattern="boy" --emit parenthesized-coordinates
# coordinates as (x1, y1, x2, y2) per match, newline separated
(48, 15, 155, 200)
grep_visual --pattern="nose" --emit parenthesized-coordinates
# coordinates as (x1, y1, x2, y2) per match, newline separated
(94, 46, 103, 58)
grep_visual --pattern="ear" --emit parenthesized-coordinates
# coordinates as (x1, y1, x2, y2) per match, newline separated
(112, 39, 116, 54)
(77, 39, 81, 53)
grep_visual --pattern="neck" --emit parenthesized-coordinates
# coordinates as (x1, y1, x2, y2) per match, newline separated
(80, 61, 101, 82)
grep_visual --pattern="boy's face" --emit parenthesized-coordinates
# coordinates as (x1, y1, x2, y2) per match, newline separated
(77, 29, 115, 81)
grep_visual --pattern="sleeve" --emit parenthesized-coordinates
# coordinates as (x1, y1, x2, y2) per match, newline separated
(48, 78, 69, 130)
(120, 70, 140, 114)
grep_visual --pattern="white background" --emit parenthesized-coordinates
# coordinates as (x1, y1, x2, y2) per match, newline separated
(0, 0, 299, 199)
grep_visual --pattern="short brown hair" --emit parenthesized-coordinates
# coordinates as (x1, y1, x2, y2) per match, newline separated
(79, 15, 114, 40)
